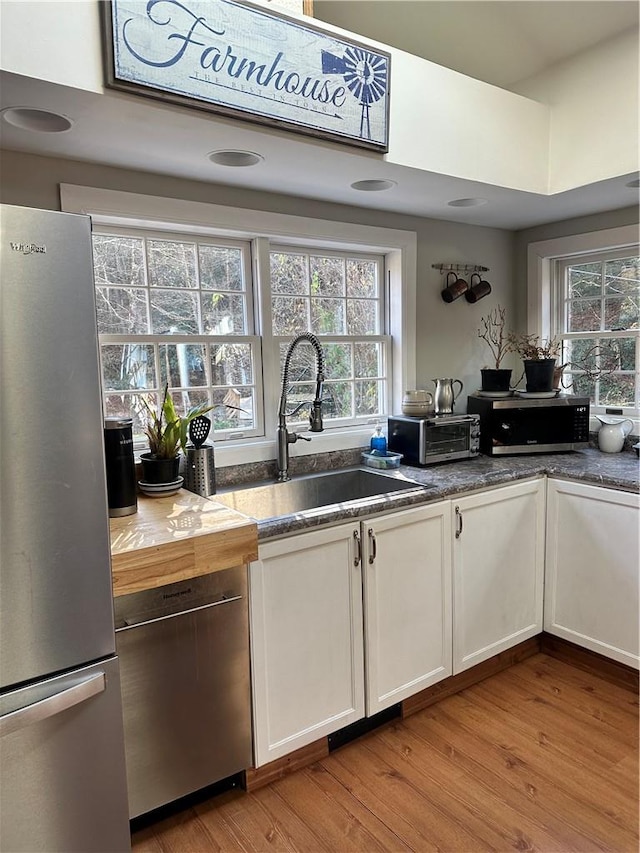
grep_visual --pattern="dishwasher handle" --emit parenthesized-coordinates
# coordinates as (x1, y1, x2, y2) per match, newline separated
(116, 594, 244, 632)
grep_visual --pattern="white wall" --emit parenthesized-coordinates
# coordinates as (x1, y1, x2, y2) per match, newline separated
(513, 29, 639, 193)
(0, 0, 548, 192)
(0, 149, 519, 405)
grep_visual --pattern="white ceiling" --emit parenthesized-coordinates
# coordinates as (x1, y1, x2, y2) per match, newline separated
(313, 1, 640, 90)
(1, 1, 638, 231)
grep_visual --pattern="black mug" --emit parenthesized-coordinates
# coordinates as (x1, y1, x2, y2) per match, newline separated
(441, 271, 469, 303)
(466, 273, 492, 303)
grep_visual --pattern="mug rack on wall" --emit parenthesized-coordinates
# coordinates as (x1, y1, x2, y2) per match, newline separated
(433, 263, 492, 303)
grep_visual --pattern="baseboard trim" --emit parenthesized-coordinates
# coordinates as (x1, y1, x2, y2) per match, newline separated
(402, 637, 542, 718)
(540, 632, 639, 692)
(243, 633, 638, 791)
(243, 738, 329, 792)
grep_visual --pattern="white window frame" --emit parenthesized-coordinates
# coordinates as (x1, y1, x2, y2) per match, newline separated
(61, 184, 417, 467)
(527, 224, 639, 430)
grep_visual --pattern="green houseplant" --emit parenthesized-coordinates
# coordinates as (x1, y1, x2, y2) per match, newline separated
(477, 305, 514, 392)
(509, 333, 561, 392)
(140, 384, 213, 484)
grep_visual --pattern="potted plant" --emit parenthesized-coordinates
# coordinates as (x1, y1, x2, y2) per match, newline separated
(140, 384, 213, 484)
(477, 305, 513, 392)
(509, 333, 561, 392)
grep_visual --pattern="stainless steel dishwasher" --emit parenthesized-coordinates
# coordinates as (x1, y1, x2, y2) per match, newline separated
(114, 565, 252, 818)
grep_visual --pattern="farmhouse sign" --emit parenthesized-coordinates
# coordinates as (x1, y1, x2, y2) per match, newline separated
(103, 0, 390, 151)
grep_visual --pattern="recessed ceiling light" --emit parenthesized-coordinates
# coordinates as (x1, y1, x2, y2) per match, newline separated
(447, 197, 488, 207)
(1, 107, 73, 133)
(350, 179, 397, 192)
(208, 150, 263, 167)
(625, 178, 640, 188)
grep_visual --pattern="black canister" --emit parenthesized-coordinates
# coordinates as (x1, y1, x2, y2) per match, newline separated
(104, 417, 137, 517)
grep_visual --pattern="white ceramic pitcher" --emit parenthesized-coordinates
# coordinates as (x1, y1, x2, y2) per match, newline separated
(596, 415, 633, 453)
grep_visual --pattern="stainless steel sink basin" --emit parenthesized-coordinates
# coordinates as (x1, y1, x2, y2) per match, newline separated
(214, 468, 425, 520)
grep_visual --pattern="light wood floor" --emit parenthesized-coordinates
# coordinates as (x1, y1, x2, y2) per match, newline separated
(132, 654, 639, 852)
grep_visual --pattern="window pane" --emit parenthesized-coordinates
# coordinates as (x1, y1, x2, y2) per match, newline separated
(355, 380, 383, 416)
(600, 337, 636, 372)
(311, 298, 345, 334)
(355, 341, 382, 378)
(159, 344, 207, 388)
(568, 262, 602, 298)
(93, 235, 145, 287)
(605, 257, 640, 296)
(323, 381, 352, 418)
(604, 295, 639, 330)
(565, 339, 598, 372)
(570, 374, 595, 402)
(599, 374, 636, 407)
(147, 240, 197, 289)
(96, 287, 149, 334)
(279, 341, 322, 383)
(102, 344, 155, 390)
(323, 343, 352, 380)
(104, 392, 151, 437)
(213, 387, 255, 430)
(201, 293, 246, 334)
(150, 289, 199, 334)
(347, 259, 377, 298)
(310, 256, 345, 297)
(169, 388, 209, 416)
(210, 343, 253, 386)
(270, 252, 307, 295)
(567, 298, 600, 332)
(199, 246, 243, 291)
(347, 299, 378, 334)
(273, 296, 309, 335)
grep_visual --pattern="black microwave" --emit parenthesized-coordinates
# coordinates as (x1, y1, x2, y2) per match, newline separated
(466, 394, 590, 455)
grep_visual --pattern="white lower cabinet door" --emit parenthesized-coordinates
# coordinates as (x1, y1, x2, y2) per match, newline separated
(452, 479, 545, 674)
(249, 523, 364, 767)
(545, 479, 639, 669)
(362, 502, 452, 715)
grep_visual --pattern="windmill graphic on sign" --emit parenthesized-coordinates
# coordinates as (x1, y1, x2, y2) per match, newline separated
(321, 47, 388, 140)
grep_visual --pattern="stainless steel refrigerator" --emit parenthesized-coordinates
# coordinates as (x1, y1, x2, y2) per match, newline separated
(0, 204, 131, 852)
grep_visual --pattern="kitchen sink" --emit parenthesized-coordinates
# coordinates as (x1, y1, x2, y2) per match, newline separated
(214, 468, 426, 520)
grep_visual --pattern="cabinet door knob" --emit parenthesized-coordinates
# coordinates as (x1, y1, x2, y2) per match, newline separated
(353, 529, 362, 567)
(455, 506, 463, 539)
(368, 527, 377, 564)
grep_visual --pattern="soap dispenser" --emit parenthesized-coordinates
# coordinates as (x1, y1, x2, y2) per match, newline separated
(370, 424, 387, 454)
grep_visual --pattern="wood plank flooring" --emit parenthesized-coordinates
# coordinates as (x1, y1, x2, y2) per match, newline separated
(131, 654, 639, 852)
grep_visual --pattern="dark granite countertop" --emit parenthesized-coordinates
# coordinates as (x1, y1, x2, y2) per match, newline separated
(246, 448, 638, 540)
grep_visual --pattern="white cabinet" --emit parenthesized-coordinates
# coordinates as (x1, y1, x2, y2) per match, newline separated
(249, 523, 364, 767)
(452, 479, 545, 674)
(362, 503, 452, 715)
(545, 479, 640, 669)
(249, 501, 452, 766)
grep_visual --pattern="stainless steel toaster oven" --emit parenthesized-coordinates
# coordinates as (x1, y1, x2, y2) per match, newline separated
(388, 414, 480, 466)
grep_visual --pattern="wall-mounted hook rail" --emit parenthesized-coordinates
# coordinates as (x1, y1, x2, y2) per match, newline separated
(432, 263, 489, 274)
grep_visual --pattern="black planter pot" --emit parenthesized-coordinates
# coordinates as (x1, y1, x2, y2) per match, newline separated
(480, 368, 512, 392)
(140, 453, 181, 484)
(523, 359, 556, 392)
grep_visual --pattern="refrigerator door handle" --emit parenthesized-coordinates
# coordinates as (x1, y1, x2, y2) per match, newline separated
(0, 672, 106, 739)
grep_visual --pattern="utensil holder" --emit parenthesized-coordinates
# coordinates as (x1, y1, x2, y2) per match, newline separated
(182, 445, 216, 497)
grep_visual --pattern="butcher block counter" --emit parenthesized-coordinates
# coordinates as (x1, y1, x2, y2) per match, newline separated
(109, 489, 258, 597)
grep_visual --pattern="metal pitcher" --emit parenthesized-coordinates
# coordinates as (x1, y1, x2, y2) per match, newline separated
(433, 378, 464, 414)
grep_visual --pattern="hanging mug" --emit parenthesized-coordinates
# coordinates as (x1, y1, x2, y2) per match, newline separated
(465, 273, 492, 303)
(441, 271, 468, 303)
